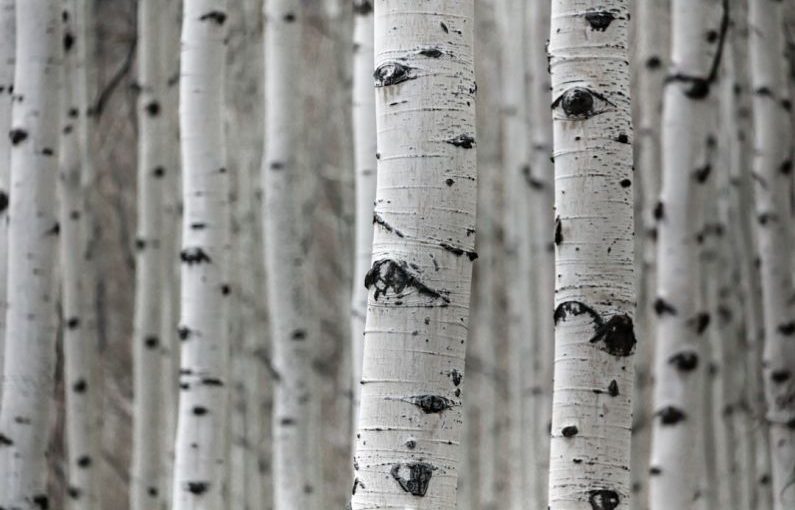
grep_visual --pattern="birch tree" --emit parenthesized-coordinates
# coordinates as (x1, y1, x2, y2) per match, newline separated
(0, 1, 62, 507)
(131, 0, 168, 506)
(0, 0, 14, 393)
(547, 1, 635, 509)
(650, 1, 726, 508)
(748, 1, 795, 507)
(171, 1, 229, 507)
(350, 1, 477, 508)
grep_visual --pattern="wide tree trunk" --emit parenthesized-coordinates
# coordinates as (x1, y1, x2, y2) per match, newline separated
(350, 1, 477, 508)
(748, 1, 795, 508)
(171, 1, 230, 507)
(0, 0, 14, 394)
(0, 1, 62, 507)
(547, 1, 635, 509)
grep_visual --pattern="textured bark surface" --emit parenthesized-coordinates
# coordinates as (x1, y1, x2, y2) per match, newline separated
(0, 0, 13, 394)
(350, 1, 477, 508)
(548, 1, 635, 509)
(748, 1, 795, 508)
(131, 0, 168, 507)
(0, 1, 62, 507)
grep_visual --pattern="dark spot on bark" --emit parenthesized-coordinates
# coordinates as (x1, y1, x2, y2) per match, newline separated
(771, 370, 791, 383)
(589, 490, 620, 510)
(146, 101, 160, 116)
(759, 474, 771, 485)
(64, 32, 75, 51)
(778, 322, 795, 335)
(391, 462, 434, 497)
(269, 161, 285, 170)
(646, 56, 662, 69)
(47, 222, 60, 236)
(555, 87, 595, 118)
(669, 351, 699, 372)
(419, 48, 444, 58)
(353, 0, 373, 15)
(446, 134, 475, 148)
(291, 329, 306, 341)
(0, 191, 7, 212)
(365, 259, 450, 303)
(374, 62, 416, 87)
(406, 395, 455, 414)
(42, 147, 54, 156)
(66, 317, 80, 329)
(352, 478, 362, 495)
(690, 312, 710, 334)
(153, 166, 165, 178)
(585, 11, 615, 31)
(657, 406, 686, 425)
(608, 380, 619, 397)
(440, 22, 449, 33)
(445, 178, 455, 186)
(755, 86, 772, 97)
(283, 13, 296, 22)
(199, 11, 226, 24)
(439, 242, 477, 261)
(373, 212, 404, 238)
(145, 336, 159, 349)
(650, 466, 662, 475)
(68, 486, 81, 499)
(590, 314, 636, 357)
(706, 30, 718, 43)
(136, 238, 146, 250)
(186, 481, 209, 494)
(178, 326, 191, 341)
(10, 128, 28, 145)
(561, 425, 579, 437)
(616, 134, 629, 144)
(68, 107, 78, 118)
(451, 369, 462, 386)
(190, 223, 207, 230)
(77, 455, 91, 468)
(653, 201, 664, 220)
(653, 298, 677, 316)
(758, 212, 774, 225)
(694, 164, 711, 183)
(781, 160, 792, 175)
(192, 406, 208, 416)
(33, 494, 49, 509)
(147, 487, 158, 497)
(573, 458, 583, 464)
(201, 377, 224, 386)
(221, 284, 230, 295)
(554, 216, 563, 245)
(181, 247, 212, 265)
(73, 379, 87, 393)
(620, 179, 631, 188)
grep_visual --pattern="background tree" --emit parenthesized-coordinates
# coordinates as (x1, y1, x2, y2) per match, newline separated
(0, 0, 14, 395)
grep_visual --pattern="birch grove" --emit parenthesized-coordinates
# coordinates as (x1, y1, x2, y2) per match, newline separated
(0, 1, 791, 508)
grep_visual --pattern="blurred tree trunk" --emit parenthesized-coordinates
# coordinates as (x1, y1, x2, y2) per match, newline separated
(131, 0, 168, 506)
(171, 0, 230, 507)
(748, 1, 795, 508)
(0, 0, 13, 397)
(547, 1, 635, 509)
(0, 1, 62, 507)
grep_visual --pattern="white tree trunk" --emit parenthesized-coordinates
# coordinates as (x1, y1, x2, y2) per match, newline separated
(171, 1, 229, 507)
(0, 1, 62, 507)
(547, 1, 635, 509)
(59, 1, 100, 507)
(0, 0, 14, 398)
(350, 0, 376, 436)
(350, 1, 477, 508)
(131, 0, 168, 507)
(748, 1, 795, 508)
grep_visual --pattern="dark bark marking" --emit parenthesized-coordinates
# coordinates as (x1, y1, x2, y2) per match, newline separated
(620, 179, 631, 188)
(374, 62, 416, 87)
(585, 11, 615, 31)
(145, 101, 160, 116)
(64, 32, 75, 51)
(0, 433, 13, 446)
(365, 259, 450, 303)
(9, 128, 28, 145)
(283, 13, 296, 22)
(68, 107, 79, 118)
(653, 297, 677, 316)
(373, 212, 404, 238)
(561, 425, 579, 437)
(650, 466, 662, 475)
(153, 166, 165, 178)
(66, 317, 80, 329)
(589, 489, 620, 510)
(405, 439, 417, 449)
(445, 178, 455, 186)
(781, 160, 792, 175)
(221, 284, 231, 295)
(439, 242, 478, 261)
(446, 134, 476, 149)
(669, 351, 699, 372)
(608, 380, 619, 397)
(646, 56, 662, 69)
(77, 455, 91, 468)
(352, 478, 362, 495)
(405, 395, 455, 414)
(353, 1, 373, 15)
(693, 164, 711, 183)
(653, 201, 664, 221)
(47, 222, 60, 236)
(554, 216, 563, 245)
(291, 329, 306, 341)
(590, 314, 637, 357)
(180, 247, 212, 265)
(42, 147, 54, 156)
(201, 377, 224, 386)
(418, 48, 444, 58)
(778, 322, 795, 335)
(656, 406, 686, 425)
(199, 11, 226, 24)
(269, 161, 285, 170)
(553, 87, 595, 118)
(0, 191, 7, 212)
(689, 312, 710, 334)
(391, 462, 434, 497)
(186, 481, 209, 495)
(68, 486, 82, 499)
(451, 369, 462, 386)
(73, 379, 87, 393)
(771, 370, 791, 383)
(190, 223, 207, 230)
(554, 301, 603, 333)
(145, 336, 159, 349)
(616, 133, 629, 144)
(178, 326, 191, 341)
(440, 22, 449, 33)
(192, 406, 208, 416)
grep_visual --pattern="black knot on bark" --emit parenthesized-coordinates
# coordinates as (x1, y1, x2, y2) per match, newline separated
(585, 11, 615, 31)
(186, 481, 209, 495)
(180, 247, 212, 265)
(589, 489, 620, 510)
(0, 433, 13, 446)
(590, 314, 636, 357)
(445, 134, 475, 149)
(0, 190, 8, 212)
(33, 494, 49, 509)
(63, 32, 75, 51)
(451, 369, 462, 386)
(374, 62, 416, 87)
(144, 336, 159, 349)
(608, 380, 619, 397)
(669, 351, 699, 372)
(653, 297, 677, 316)
(418, 48, 444, 58)
(199, 11, 226, 24)
(68, 486, 82, 499)
(657, 406, 686, 425)
(145, 101, 160, 116)
(561, 425, 579, 437)
(73, 379, 87, 393)
(390, 462, 434, 497)
(690, 312, 710, 334)
(406, 395, 455, 414)
(558, 87, 595, 118)
(77, 455, 92, 468)
(66, 317, 80, 329)
(771, 370, 791, 383)
(554, 216, 563, 245)
(9, 128, 28, 145)
(777, 322, 795, 335)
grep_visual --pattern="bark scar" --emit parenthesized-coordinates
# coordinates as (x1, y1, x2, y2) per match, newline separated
(365, 259, 450, 303)
(390, 462, 434, 497)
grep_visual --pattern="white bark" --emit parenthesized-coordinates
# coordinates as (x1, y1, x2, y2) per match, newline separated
(350, 1, 477, 508)
(351, 0, 376, 436)
(59, 1, 100, 507)
(171, 1, 229, 507)
(748, 1, 795, 508)
(0, 0, 14, 396)
(547, 1, 635, 509)
(0, 1, 62, 507)
(131, 0, 169, 506)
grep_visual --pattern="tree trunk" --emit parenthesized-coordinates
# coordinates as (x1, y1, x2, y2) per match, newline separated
(171, 1, 230, 507)
(547, 1, 635, 509)
(748, 1, 795, 508)
(0, 1, 62, 507)
(350, 1, 477, 508)
(0, 0, 14, 398)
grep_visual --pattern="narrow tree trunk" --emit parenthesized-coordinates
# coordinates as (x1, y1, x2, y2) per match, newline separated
(171, 1, 230, 507)
(547, 1, 635, 509)
(0, 0, 14, 397)
(131, 0, 168, 506)
(748, 1, 795, 508)
(59, 1, 100, 507)
(350, 0, 376, 436)
(350, 1, 477, 508)
(0, 1, 62, 507)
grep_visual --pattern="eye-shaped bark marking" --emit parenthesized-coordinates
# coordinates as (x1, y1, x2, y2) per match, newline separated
(353, 0, 373, 16)
(418, 48, 444, 58)
(589, 489, 620, 510)
(365, 259, 450, 303)
(584, 11, 615, 31)
(589, 314, 637, 357)
(180, 247, 212, 265)
(668, 351, 699, 372)
(390, 462, 434, 497)
(656, 406, 686, 425)
(374, 62, 416, 87)
(404, 395, 455, 414)
(552, 87, 614, 120)
(554, 301, 603, 332)
(198, 11, 226, 25)
(186, 481, 209, 495)
(445, 134, 476, 149)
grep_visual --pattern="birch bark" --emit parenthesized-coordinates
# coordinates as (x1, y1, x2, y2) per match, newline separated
(131, 0, 168, 506)
(0, 1, 62, 507)
(547, 1, 635, 509)
(0, 0, 14, 396)
(171, 1, 229, 507)
(350, 1, 477, 508)
(748, 1, 795, 508)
